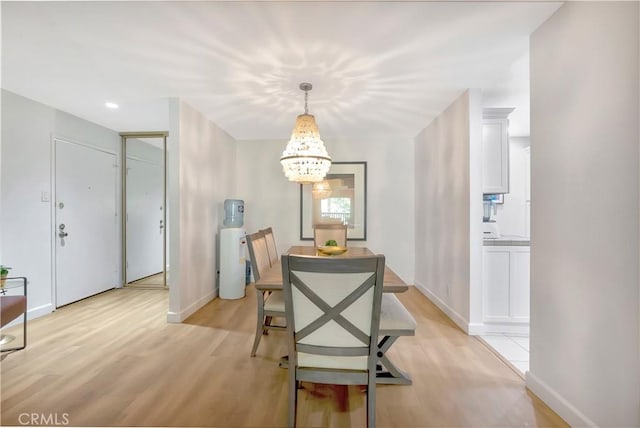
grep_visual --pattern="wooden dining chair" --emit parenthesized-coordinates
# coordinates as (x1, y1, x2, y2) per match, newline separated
(246, 231, 286, 357)
(313, 223, 348, 247)
(281, 254, 385, 428)
(260, 227, 279, 266)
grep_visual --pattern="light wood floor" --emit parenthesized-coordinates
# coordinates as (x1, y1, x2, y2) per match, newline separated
(126, 272, 166, 289)
(0, 286, 567, 427)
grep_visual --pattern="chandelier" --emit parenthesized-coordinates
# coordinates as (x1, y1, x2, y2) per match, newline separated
(280, 83, 331, 183)
(311, 180, 332, 199)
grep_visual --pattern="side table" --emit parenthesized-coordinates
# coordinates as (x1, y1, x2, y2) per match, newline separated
(1, 277, 27, 351)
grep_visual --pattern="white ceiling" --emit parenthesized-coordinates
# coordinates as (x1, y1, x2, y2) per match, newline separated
(1, 1, 561, 140)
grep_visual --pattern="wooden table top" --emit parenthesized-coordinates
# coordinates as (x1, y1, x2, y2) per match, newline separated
(254, 246, 408, 293)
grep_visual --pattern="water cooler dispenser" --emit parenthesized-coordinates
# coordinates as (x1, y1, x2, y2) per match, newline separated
(482, 195, 500, 239)
(219, 199, 246, 299)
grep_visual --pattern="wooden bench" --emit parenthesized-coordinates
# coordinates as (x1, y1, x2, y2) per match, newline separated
(276, 288, 417, 385)
(377, 294, 417, 384)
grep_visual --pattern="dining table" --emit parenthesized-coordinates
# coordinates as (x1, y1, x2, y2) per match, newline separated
(254, 246, 408, 293)
(254, 245, 416, 385)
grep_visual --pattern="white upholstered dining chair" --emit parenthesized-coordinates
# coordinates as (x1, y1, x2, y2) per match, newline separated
(246, 231, 286, 357)
(281, 254, 385, 428)
(313, 223, 348, 247)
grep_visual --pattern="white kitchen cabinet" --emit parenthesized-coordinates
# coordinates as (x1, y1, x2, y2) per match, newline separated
(482, 108, 514, 194)
(483, 245, 530, 328)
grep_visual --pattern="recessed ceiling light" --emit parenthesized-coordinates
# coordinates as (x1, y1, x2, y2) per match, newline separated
(105, 101, 119, 109)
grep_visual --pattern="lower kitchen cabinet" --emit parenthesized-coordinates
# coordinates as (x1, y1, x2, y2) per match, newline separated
(482, 245, 530, 328)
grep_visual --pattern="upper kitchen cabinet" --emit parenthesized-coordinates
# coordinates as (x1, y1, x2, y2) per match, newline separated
(482, 108, 514, 194)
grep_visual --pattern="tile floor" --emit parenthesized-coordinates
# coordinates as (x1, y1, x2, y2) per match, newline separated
(479, 334, 529, 376)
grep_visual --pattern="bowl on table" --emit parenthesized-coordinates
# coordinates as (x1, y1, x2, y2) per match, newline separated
(317, 246, 348, 256)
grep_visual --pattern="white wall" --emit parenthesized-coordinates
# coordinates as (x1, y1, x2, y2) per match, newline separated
(126, 139, 163, 164)
(414, 89, 484, 332)
(468, 90, 484, 328)
(167, 99, 236, 322)
(236, 135, 415, 284)
(493, 136, 530, 237)
(1, 90, 121, 318)
(528, 2, 639, 426)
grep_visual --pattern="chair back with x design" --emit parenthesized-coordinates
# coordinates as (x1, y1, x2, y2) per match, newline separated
(282, 254, 385, 427)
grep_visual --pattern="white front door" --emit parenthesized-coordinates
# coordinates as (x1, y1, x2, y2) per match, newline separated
(55, 139, 117, 307)
(126, 157, 163, 282)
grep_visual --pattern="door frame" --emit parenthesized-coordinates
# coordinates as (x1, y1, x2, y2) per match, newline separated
(51, 136, 119, 308)
(119, 132, 168, 287)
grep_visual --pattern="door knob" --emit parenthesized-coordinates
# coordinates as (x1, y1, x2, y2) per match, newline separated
(58, 224, 68, 238)
(159, 220, 164, 230)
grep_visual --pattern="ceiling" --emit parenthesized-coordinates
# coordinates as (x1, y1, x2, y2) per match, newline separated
(1, 1, 561, 140)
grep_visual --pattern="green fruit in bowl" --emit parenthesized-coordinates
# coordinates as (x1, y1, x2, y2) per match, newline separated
(325, 240, 338, 247)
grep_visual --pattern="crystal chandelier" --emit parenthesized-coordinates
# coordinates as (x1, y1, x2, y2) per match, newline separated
(280, 83, 331, 183)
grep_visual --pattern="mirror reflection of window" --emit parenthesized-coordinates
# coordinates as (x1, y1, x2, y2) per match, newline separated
(320, 197, 351, 225)
(312, 174, 355, 228)
(301, 162, 366, 241)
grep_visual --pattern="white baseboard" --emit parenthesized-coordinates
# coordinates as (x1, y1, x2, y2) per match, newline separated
(28, 303, 54, 320)
(413, 282, 530, 337)
(166, 289, 217, 323)
(469, 323, 530, 336)
(2, 303, 54, 329)
(414, 281, 469, 333)
(166, 311, 181, 323)
(467, 322, 486, 335)
(526, 371, 596, 427)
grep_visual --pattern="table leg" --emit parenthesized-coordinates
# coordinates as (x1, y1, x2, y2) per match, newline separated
(376, 335, 412, 385)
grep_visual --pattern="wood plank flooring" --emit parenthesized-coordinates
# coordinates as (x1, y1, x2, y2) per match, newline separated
(126, 272, 165, 289)
(0, 286, 568, 427)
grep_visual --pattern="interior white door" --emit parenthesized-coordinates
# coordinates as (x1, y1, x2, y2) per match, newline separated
(55, 140, 117, 307)
(126, 157, 163, 282)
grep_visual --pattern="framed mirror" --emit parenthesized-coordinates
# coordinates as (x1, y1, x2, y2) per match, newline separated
(120, 132, 168, 288)
(300, 161, 367, 241)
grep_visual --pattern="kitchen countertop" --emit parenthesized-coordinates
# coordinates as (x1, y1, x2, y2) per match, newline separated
(483, 235, 530, 246)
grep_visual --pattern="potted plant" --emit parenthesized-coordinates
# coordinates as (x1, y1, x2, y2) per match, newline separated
(0, 265, 11, 288)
